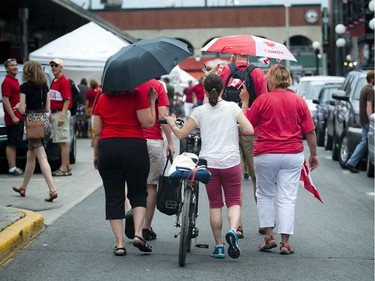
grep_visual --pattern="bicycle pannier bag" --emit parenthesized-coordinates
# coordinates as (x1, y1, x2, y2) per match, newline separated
(157, 155, 181, 216)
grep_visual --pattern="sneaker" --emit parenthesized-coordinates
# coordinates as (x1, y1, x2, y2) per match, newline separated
(211, 245, 225, 259)
(279, 242, 295, 255)
(259, 235, 277, 252)
(346, 163, 359, 173)
(142, 227, 157, 240)
(225, 229, 240, 259)
(8, 167, 24, 176)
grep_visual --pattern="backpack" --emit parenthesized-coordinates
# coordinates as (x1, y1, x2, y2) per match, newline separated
(222, 62, 258, 108)
(68, 79, 80, 116)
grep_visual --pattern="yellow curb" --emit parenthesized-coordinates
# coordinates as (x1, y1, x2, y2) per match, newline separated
(0, 208, 45, 266)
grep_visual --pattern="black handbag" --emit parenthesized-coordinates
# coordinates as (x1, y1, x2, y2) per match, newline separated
(157, 155, 180, 216)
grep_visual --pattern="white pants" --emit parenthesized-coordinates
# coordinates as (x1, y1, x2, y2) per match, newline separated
(184, 102, 194, 117)
(254, 152, 304, 235)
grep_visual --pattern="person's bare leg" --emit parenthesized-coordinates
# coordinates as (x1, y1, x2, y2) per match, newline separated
(109, 219, 126, 253)
(18, 150, 36, 191)
(132, 206, 147, 239)
(209, 208, 223, 245)
(6, 145, 17, 169)
(227, 205, 241, 231)
(35, 147, 57, 194)
(59, 142, 70, 172)
(143, 184, 157, 230)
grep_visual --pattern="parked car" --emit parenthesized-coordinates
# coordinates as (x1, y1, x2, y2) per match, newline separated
(367, 113, 374, 178)
(331, 69, 368, 168)
(312, 82, 343, 147)
(0, 65, 76, 172)
(296, 75, 345, 98)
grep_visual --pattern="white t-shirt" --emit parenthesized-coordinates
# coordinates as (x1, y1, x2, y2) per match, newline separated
(190, 99, 242, 169)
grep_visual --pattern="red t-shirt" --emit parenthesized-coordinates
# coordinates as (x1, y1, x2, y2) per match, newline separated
(183, 87, 194, 103)
(192, 84, 205, 102)
(246, 89, 315, 156)
(49, 74, 72, 111)
(86, 88, 100, 108)
(142, 79, 170, 140)
(93, 82, 151, 140)
(1, 75, 23, 125)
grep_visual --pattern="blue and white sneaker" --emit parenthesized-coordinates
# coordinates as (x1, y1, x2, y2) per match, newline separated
(225, 229, 240, 259)
(211, 245, 225, 259)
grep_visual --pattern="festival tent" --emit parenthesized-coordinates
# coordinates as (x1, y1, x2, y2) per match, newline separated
(29, 21, 129, 83)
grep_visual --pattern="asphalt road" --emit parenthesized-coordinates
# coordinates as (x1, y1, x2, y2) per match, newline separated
(0, 138, 373, 281)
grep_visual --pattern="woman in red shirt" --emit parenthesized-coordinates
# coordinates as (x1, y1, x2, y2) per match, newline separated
(93, 81, 157, 256)
(241, 64, 319, 255)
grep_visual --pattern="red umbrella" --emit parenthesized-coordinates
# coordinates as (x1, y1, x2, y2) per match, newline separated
(201, 35, 297, 62)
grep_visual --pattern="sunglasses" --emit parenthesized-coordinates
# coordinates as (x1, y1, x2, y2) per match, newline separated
(4, 58, 16, 67)
(50, 64, 59, 68)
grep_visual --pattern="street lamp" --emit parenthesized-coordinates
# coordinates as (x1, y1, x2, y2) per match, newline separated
(335, 24, 346, 76)
(312, 41, 320, 75)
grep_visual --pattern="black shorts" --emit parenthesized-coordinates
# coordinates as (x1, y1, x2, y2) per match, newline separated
(6, 122, 24, 147)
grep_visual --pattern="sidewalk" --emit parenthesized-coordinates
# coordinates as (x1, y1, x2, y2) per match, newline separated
(0, 139, 102, 266)
(0, 206, 44, 266)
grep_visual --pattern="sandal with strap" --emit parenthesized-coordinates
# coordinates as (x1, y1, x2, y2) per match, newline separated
(280, 242, 294, 255)
(133, 235, 152, 253)
(12, 187, 26, 197)
(236, 227, 244, 239)
(45, 191, 58, 202)
(113, 246, 127, 256)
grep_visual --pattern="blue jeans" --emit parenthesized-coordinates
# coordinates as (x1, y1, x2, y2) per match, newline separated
(346, 124, 369, 167)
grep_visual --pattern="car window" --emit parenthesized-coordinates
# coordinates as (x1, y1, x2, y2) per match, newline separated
(353, 76, 366, 100)
(321, 88, 337, 104)
(306, 83, 325, 100)
(342, 74, 354, 95)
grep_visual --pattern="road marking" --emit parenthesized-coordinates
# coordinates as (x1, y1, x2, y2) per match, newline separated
(366, 192, 375, 196)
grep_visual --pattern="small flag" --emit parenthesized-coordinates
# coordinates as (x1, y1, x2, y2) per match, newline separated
(227, 78, 243, 89)
(300, 159, 323, 203)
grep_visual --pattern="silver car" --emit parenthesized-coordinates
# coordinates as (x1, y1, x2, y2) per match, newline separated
(367, 113, 374, 178)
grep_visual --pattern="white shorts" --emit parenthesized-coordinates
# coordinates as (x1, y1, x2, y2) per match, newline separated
(147, 139, 165, 185)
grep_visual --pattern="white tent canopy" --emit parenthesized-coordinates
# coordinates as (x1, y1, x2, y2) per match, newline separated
(29, 21, 129, 83)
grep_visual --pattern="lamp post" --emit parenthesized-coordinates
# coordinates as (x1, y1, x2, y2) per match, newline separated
(312, 41, 320, 75)
(335, 24, 346, 76)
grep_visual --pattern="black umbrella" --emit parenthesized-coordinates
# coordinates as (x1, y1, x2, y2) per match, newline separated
(101, 37, 192, 92)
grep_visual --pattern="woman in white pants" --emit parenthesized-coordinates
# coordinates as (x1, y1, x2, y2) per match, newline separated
(240, 64, 319, 255)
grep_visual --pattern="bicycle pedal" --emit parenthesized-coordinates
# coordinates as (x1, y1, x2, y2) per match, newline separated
(195, 243, 209, 249)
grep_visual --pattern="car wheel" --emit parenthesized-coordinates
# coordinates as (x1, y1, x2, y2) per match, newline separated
(70, 135, 77, 164)
(324, 126, 333, 151)
(338, 133, 349, 168)
(317, 125, 325, 147)
(366, 155, 374, 178)
(332, 134, 339, 161)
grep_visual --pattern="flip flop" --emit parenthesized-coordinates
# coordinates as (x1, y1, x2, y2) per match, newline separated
(125, 210, 135, 239)
(133, 235, 152, 253)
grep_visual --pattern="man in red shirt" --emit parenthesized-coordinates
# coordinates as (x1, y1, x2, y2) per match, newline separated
(192, 77, 205, 106)
(183, 80, 195, 117)
(49, 58, 73, 176)
(141, 79, 175, 240)
(1, 58, 24, 175)
(217, 53, 268, 237)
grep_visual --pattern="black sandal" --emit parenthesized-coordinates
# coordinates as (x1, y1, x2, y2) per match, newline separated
(113, 246, 127, 256)
(133, 235, 152, 252)
(236, 227, 244, 239)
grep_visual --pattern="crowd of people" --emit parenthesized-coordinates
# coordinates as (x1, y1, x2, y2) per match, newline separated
(16, 53, 375, 260)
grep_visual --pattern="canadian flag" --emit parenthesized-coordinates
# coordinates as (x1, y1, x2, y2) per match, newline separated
(300, 159, 323, 203)
(227, 78, 244, 89)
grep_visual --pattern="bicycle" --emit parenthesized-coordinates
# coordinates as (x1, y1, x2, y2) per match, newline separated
(159, 118, 208, 267)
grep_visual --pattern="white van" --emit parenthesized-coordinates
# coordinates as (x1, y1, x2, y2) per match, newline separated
(296, 75, 345, 98)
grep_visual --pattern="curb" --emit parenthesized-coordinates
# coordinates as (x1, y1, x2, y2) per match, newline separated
(0, 208, 45, 266)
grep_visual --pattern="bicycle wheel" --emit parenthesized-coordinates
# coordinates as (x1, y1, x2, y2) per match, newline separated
(179, 183, 192, 267)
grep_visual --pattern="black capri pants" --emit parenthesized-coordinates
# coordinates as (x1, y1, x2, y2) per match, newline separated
(98, 138, 150, 220)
